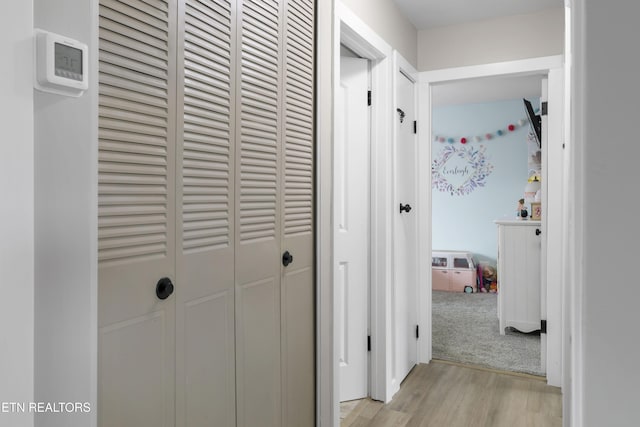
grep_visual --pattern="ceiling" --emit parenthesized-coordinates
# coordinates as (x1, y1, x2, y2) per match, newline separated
(394, 0, 563, 30)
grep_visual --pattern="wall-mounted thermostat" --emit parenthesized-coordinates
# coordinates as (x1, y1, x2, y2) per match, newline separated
(35, 29, 88, 97)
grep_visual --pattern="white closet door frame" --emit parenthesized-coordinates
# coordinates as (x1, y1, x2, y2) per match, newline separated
(315, 1, 334, 425)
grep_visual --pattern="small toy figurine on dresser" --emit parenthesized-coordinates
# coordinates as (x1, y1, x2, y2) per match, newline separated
(517, 198, 528, 219)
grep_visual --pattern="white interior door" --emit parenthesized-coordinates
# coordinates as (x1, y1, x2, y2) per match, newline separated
(540, 78, 549, 374)
(544, 68, 565, 386)
(336, 56, 370, 402)
(394, 70, 418, 384)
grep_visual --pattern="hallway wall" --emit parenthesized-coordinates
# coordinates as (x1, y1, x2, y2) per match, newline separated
(0, 3, 35, 427)
(574, 1, 640, 425)
(418, 8, 564, 71)
(340, 0, 417, 67)
(33, 0, 98, 426)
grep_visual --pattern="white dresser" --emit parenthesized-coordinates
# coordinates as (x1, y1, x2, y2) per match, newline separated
(494, 219, 542, 335)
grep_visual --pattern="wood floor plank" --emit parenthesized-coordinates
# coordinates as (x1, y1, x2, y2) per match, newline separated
(388, 363, 439, 414)
(342, 398, 384, 427)
(341, 361, 562, 427)
(366, 408, 411, 427)
(439, 368, 496, 426)
(405, 363, 459, 427)
(527, 379, 563, 418)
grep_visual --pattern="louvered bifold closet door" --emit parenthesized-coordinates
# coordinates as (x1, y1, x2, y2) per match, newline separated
(281, 0, 315, 425)
(175, 1, 236, 426)
(234, 1, 283, 426)
(98, 0, 315, 425)
(97, 1, 177, 426)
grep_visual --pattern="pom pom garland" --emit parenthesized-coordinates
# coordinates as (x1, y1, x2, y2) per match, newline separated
(433, 113, 537, 144)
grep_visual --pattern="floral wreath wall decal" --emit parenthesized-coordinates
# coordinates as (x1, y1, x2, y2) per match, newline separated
(432, 144, 494, 196)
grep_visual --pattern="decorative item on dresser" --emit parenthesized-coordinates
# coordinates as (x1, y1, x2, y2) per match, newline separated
(530, 202, 542, 220)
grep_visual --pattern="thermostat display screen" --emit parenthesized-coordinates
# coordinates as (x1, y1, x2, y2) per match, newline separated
(54, 42, 83, 81)
(35, 29, 88, 96)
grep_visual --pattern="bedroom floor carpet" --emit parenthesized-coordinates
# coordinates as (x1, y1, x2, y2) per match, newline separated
(432, 290, 543, 377)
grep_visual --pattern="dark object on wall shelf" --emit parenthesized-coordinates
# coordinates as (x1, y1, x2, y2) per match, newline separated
(523, 98, 541, 149)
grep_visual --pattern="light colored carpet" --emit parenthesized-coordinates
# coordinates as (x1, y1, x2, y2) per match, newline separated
(432, 290, 543, 376)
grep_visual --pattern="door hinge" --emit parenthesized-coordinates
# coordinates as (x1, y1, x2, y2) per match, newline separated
(367, 90, 371, 106)
(413, 120, 417, 134)
(541, 101, 548, 116)
(367, 335, 371, 351)
(541, 319, 547, 334)
(415, 325, 419, 339)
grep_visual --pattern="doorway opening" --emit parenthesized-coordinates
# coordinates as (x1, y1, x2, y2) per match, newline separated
(417, 55, 565, 388)
(429, 75, 544, 376)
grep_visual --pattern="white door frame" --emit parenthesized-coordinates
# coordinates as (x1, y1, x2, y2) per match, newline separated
(333, 2, 394, 407)
(417, 55, 566, 387)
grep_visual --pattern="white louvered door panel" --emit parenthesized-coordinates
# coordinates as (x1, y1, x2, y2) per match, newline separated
(234, 1, 282, 426)
(175, 1, 236, 426)
(98, 1, 177, 426)
(281, 0, 315, 425)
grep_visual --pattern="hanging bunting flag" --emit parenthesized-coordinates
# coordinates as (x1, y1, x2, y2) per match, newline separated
(433, 113, 538, 144)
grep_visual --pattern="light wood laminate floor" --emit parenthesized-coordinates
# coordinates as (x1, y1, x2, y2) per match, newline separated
(340, 360, 562, 427)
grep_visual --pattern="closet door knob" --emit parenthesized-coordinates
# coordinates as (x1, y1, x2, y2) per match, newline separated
(156, 277, 174, 300)
(535, 228, 542, 236)
(282, 251, 294, 267)
(400, 203, 412, 213)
